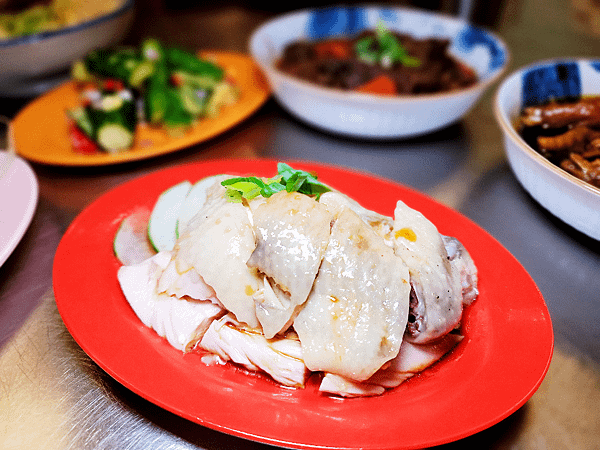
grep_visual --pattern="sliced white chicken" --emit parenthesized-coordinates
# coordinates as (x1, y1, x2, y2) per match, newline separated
(247, 191, 333, 338)
(174, 201, 261, 329)
(181, 174, 230, 232)
(442, 235, 479, 305)
(177, 174, 231, 236)
(319, 374, 386, 397)
(157, 257, 221, 306)
(392, 200, 464, 344)
(251, 276, 296, 339)
(294, 207, 411, 382)
(319, 333, 463, 397)
(319, 191, 394, 246)
(200, 313, 310, 388)
(367, 333, 463, 387)
(117, 252, 224, 352)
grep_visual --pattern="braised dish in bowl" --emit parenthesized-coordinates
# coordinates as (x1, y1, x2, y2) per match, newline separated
(276, 25, 479, 95)
(494, 58, 600, 241)
(249, 5, 508, 138)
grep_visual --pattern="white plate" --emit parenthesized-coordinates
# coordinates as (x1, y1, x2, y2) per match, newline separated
(0, 151, 39, 266)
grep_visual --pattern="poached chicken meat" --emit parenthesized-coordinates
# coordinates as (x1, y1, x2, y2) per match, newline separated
(117, 170, 478, 397)
(392, 200, 465, 344)
(294, 207, 410, 381)
(247, 191, 333, 338)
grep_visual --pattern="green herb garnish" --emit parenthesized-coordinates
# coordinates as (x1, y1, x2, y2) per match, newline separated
(355, 21, 421, 69)
(221, 163, 331, 203)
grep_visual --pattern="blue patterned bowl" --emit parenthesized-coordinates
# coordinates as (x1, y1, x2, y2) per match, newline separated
(0, 0, 134, 97)
(494, 59, 600, 240)
(249, 5, 508, 138)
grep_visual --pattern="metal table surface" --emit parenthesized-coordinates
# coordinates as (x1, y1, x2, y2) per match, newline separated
(1, 0, 600, 448)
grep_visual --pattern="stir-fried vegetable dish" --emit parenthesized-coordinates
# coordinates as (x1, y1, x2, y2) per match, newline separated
(276, 22, 478, 96)
(68, 38, 239, 154)
(517, 96, 600, 188)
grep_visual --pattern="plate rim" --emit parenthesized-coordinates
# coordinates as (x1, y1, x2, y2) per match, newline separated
(0, 151, 38, 267)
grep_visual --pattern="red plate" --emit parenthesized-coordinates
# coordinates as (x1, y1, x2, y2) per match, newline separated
(53, 159, 553, 450)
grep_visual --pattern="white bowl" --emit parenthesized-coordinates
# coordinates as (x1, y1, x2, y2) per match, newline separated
(0, 0, 135, 97)
(249, 5, 509, 139)
(494, 58, 600, 241)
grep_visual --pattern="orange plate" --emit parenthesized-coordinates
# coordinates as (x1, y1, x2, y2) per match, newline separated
(12, 52, 270, 166)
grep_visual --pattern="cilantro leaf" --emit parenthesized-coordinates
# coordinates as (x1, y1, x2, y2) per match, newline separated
(355, 21, 421, 69)
(221, 163, 331, 202)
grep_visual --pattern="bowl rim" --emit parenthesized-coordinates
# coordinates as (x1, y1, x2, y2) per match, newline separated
(0, 0, 134, 49)
(249, 4, 510, 105)
(493, 56, 600, 198)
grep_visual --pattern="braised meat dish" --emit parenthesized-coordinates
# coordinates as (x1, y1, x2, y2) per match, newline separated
(276, 27, 478, 96)
(518, 96, 600, 188)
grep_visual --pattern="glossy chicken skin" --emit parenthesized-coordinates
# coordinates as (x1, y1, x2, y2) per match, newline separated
(294, 207, 411, 381)
(175, 200, 261, 329)
(247, 191, 333, 338)
(392, 200, 464, 343)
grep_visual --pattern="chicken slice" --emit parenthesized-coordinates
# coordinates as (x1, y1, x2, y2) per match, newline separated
(179, 174, 230, 235)
(251, 276, 297, 339)
(200, 313, 310, 388)
(175, 201, 261, 329)
(294, 207, 411, 382)
(117, 252, 225, 352)
(367, 333, 463, 387)
(319, 333, 462, 397)
(392, 200, 464, 344)
(442, 235, 479, 305)
(319, 374, 386, 397)
(157, 257, 220, 304)
(319, 191, 394, 246)
(247, 191, 333, 338)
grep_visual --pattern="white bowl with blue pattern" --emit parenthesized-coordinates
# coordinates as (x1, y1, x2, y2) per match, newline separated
(494, 58, 600, 241)
(0, 0, 134, 97)
(249, 5, 508, 139)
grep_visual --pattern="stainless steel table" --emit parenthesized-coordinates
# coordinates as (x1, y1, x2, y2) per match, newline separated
(1, 0, 600, 448)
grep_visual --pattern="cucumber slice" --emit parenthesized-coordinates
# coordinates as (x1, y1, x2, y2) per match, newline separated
(113, 206, 156, 266)
(67, 106, 94, 137)
(205, 81, 239, 118)
(129, 60, 155, 89)
(97, 123, 134, 153)
(71, 60, 93, 82)
(176, 175, 224, 236)
(179, 83, 207, 116)
(148, 181, 192, 252)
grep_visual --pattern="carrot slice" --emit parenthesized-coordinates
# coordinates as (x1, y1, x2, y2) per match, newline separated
(314, 40, 352, 59)
(356, 75, 397, 95)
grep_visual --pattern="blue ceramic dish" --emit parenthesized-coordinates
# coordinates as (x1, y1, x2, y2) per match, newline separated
(250, 5, 509, 138)
(494, 58, 600, 241)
